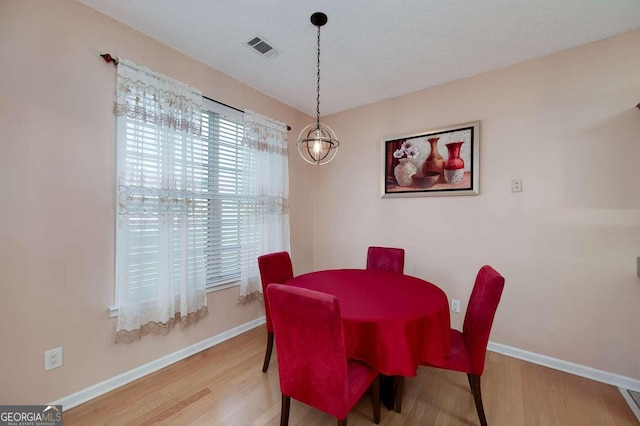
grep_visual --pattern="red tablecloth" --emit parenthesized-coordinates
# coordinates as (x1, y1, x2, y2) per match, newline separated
(286, 269, 451, 377)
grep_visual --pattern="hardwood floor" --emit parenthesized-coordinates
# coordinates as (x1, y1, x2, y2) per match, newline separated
(64, 326, 638, 425)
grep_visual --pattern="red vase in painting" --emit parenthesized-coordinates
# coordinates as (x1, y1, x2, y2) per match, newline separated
(444, 141, 464, 184)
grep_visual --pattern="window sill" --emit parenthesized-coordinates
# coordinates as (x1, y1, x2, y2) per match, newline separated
(108, 282, 240, 318)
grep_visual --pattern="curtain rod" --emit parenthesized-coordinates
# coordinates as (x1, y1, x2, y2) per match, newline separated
(100, 53, 291, 131)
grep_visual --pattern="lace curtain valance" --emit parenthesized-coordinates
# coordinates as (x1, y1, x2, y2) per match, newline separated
(115, 59, 203, 135)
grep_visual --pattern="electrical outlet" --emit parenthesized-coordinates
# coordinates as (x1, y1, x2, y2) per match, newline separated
(451, 299, 461, 313)
(511, 179, 523, 193)
(44, 347, 63, 371)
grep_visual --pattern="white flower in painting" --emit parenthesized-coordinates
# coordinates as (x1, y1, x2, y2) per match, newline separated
(393, 140, 419, 160)
(406, 147, 418, 160)
(402, 140, 414, 150)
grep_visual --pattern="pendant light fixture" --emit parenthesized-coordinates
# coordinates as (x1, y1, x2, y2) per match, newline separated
(296, 12, 340, 166)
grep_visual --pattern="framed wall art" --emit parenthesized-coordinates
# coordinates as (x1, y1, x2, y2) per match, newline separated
(381, 121, 479, 197)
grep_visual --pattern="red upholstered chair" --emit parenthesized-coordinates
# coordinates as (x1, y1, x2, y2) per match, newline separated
(418, 265, 505, 426)
(366, 246, 405, 274)
(257, 251, 294, 373)
(267, 284, 381, 426)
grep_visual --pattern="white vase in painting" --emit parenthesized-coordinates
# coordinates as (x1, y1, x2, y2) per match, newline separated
(394, 158, 417, 187)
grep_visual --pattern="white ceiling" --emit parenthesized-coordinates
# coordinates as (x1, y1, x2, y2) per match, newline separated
(79, 0, 640, 117)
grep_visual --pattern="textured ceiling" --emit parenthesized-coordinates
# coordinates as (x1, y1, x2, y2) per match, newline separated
(79, 0, 640, 116)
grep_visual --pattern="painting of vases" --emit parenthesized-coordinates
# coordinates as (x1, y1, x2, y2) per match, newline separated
(381, 121, 480, 198)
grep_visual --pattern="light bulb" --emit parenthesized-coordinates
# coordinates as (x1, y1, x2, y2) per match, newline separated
(313, 140, 322, 155)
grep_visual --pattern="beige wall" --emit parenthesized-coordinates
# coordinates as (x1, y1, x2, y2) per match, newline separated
(1, 0, 638, 407)
(0, 0, 314, 404)
(319, 30, 640, 379)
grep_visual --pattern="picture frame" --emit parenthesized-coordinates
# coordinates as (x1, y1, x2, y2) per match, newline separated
(381, 121, 479, 197)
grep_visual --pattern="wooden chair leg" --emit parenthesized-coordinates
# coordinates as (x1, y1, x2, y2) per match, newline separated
(280, 394, 290, 426)
(393, 376, 404, 413)
(337, 418, 347, 426)
(371, 375, 381, 424)
(262, 331, 274, 372)
(467, 373, 473, 393)
(470, 374, 488, 426)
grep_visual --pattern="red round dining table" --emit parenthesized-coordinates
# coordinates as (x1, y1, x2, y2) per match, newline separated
(285, 269, 451, 378)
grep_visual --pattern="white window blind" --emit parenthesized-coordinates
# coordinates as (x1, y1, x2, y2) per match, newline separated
(200, 101, 245, 287)
(115, 98, 247, 316)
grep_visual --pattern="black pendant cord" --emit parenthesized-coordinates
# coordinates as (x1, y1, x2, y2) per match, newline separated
(316, 24, 321, 130)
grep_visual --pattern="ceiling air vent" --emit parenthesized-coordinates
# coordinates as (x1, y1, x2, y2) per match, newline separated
(246, 36, 279, 58)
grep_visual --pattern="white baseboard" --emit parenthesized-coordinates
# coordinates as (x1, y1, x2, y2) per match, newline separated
(50, 316, 266, 411)
(488, 342, 640, 392)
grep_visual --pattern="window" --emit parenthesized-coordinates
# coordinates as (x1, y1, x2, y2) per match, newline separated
(113, 65, 289, 334)
(112, 59, 292, 341)
(113, 99, 247, 316)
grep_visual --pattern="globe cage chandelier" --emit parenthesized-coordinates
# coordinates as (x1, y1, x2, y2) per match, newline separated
(296, 12, 340, 166)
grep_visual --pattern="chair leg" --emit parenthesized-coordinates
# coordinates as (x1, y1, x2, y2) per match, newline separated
(262, 331, 274, 373)
(393, 376, 404, 413)
(371, 375, 381, 424)
(467, 373, 473, 393)
(337, 419, 347, 426)
(280, 394, 290, 426)
(470, 374, 488, 426)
